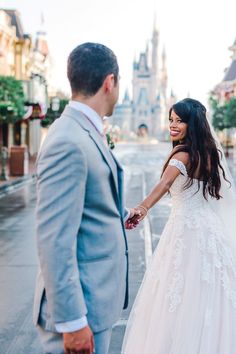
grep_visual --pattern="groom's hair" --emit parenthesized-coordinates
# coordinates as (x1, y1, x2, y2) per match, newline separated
(67, 42, 119, 96)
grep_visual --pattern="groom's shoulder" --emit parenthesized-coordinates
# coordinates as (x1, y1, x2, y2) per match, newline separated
(48, 108, 87, 140)
(38, 110, 88, 157)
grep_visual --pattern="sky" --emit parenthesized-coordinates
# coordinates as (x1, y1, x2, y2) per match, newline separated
(1, 0, 236, 107)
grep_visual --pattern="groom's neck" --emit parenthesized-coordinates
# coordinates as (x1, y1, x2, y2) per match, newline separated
(72, 92, 106, 119)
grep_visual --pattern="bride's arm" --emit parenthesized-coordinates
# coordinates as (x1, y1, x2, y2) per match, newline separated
(135, 151, 189, 220)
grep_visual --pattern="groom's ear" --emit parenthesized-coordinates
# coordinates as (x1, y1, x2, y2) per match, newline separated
(103, 74, 115, 93)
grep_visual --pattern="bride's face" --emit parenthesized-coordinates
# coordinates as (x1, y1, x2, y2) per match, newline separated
(169, 110, 188, 142)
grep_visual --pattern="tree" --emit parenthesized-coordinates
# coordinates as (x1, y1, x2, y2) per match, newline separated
(225, 97, 236, 128)
(0, 76, 25, 147)
(210, 96, 236, 130)
(41, 98, 69, 128)
(0, 76, 25, 124)
(210, 97, 228, 131)
(209, 96, 236, 156)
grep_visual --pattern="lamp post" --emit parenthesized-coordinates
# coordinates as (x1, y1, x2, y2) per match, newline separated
(0, 104, 13, 181)
(51, 97, 60, 121)
(224, 123, 231, 158)
(0, 146, 8, 181)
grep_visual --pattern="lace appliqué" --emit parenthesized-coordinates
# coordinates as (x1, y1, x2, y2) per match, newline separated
(169, 159, 188, 176)
(167, 228, 186, 312)
(198, 218, 236, 308)
(166, 159, 236, 311)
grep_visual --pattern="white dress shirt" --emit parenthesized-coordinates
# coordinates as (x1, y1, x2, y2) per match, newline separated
(69, 100, 104, 134)
(55, 100, 129, 333)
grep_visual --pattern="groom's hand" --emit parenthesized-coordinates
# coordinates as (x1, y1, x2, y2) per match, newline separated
(125, 208, 141, 229)
(63, 325, 94, 354)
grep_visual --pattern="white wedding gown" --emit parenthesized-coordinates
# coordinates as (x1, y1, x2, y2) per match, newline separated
(122, 159, 236, 354)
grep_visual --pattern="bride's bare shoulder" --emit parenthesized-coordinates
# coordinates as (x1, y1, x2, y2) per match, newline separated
(170, 148, 190, 166)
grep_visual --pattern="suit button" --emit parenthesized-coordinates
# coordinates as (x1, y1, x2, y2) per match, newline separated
(125, 250, 128, 255)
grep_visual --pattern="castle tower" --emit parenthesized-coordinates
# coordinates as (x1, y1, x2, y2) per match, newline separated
(161, 46, 168, 100)
(111, 19, 170, 139)
(229, 38, 236, 60)
(34, 13, 50, 72)
(151, 18, 159, 102)
(222, 37, 236, 82)
(132, 51, 152, 132)
(220, 37, 236, 100)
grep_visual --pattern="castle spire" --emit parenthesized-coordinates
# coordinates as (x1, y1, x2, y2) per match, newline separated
(161, 46, 168, 100)
(153, 12, 158, 33)
(151, 13, 159, 102)
(37, 12, 46, 36)
(151, 16, 159, 74)
(229, 37, 236, 60)
(222, 36, 236, 82)
(123, 88, 131, 104)
(35, 12, 49, 57)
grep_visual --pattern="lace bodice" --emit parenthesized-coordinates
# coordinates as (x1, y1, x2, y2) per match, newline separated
(169, 159, 207, 213)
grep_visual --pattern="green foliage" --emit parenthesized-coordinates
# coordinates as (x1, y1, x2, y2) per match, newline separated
(226, 97, 236, 128)
(41, 98, 69, 127)
(0, 76, 25, 123)
(210, 96, 236, 130)
(106, 133, 115, 149)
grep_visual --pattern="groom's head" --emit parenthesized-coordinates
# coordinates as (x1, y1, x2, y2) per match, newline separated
(67, 42, 119, 116)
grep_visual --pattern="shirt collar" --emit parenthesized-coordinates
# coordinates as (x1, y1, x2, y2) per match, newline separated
(69, 100, 104, 134)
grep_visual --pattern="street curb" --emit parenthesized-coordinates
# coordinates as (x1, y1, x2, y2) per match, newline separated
(0, 174, 36, 198)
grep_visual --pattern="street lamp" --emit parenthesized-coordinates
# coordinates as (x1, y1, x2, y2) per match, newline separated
(0, 104, 13, 181)
(51, 97, 60, 120)
(0, 146, 8, 181)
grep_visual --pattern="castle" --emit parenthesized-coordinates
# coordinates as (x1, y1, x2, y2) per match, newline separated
(111, 23, 174, 139)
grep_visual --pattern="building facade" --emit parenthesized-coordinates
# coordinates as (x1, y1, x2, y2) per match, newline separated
(0, 9, 51, 155)
(111, 25, 171, 139)
(213, 38, 236, 102)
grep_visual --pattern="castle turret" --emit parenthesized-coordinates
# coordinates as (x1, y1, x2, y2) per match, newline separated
(151, 18, 159, 102)
(161, 46, 168, 100)
(111, 20, 169, 139)
(223, 38, 236, 82)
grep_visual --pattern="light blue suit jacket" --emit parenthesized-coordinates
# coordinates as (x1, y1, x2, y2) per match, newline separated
(33, 106, 129, 333)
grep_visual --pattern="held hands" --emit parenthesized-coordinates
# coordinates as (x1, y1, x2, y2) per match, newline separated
(125, 205, 148, 230)
(63, 325, 94, 354)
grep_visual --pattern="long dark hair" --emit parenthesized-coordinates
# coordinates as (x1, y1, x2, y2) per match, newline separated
(162, 98, 228, 200)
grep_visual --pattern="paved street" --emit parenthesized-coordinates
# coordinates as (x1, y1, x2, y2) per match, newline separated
(0, 141, 235, 354)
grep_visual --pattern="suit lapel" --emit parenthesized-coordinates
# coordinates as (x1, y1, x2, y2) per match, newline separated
(63, 106, 120, 198)
(110, 150, 123, 171)
(88, 130, 119, 195)
(110, 150, 124, 212)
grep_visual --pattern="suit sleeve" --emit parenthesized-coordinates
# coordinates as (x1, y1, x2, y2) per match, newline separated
(36, 139, 88, 323)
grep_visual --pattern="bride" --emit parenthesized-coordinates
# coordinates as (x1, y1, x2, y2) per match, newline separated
(122, 98, 236, 354)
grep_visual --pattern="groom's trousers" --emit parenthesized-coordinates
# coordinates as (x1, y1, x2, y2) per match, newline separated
(37, 324, 112, 354)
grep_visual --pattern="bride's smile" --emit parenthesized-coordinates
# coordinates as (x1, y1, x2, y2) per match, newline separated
(169, 110, 187, 142)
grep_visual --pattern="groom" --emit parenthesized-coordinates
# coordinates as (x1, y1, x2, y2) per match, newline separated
(33, 42, 139, 354)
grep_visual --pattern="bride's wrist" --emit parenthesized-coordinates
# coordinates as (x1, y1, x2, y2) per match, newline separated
(137, 204, 149, 215)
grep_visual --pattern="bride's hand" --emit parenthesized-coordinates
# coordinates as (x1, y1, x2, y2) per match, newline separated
(125, 208, 141, 229)
(135, 205, 148, 221)
(125, 205, 148, 229)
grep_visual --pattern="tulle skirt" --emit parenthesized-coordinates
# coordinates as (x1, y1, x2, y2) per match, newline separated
(122, 211, 236, 354)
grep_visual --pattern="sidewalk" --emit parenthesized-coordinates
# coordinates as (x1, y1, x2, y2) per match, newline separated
(0, 154, 37, 198)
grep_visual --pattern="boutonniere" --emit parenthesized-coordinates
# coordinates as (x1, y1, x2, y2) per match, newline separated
(106, 133, 115, 149)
